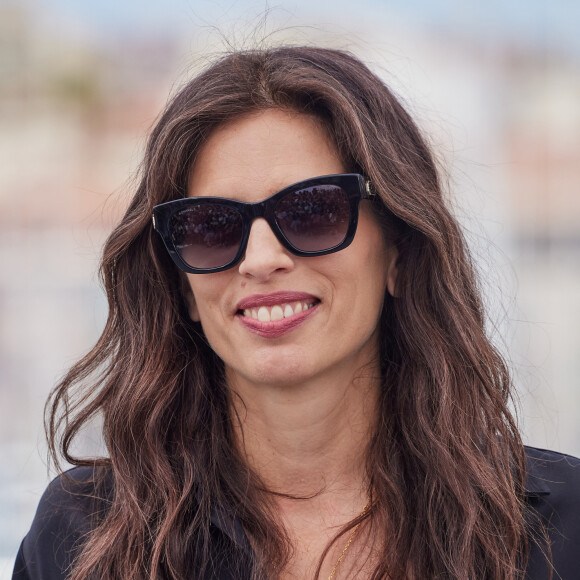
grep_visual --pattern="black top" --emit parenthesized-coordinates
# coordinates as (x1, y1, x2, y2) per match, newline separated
(13, 446, 580, 579)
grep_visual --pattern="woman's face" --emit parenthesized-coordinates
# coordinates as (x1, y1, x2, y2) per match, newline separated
(185, 109, 397, 389)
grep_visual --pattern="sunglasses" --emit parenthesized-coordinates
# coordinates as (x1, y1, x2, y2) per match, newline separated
(152, 173, 373, 274)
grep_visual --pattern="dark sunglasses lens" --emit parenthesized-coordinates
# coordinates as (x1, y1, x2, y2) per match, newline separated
(169, 204, 243, 269)
(274, 184, 351, 252)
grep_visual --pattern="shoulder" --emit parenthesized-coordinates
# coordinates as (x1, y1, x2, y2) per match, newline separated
(13, 465, 112, 580)
(25, 464, 112, 538)
(524, 445, 580, 499)
(523, 446, 580, 579)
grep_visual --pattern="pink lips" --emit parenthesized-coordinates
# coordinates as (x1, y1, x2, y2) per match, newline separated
(236, 291, 319, 338)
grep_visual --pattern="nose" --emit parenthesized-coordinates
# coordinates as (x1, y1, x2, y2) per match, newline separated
(238, 218, 295, 280)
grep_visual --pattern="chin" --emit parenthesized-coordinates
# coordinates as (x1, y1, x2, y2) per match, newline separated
(228, 353, 319, 389)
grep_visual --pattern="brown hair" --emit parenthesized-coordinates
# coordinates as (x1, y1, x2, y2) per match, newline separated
(48, 46, 532, 579)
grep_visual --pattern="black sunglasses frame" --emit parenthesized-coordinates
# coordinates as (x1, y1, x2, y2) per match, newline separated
(152, 173, 373, 274)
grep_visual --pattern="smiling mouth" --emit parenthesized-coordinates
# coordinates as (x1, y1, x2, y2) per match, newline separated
(238, 299, 318, 322)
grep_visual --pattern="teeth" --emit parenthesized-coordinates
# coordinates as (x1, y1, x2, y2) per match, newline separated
(270, 305, 284, 321)
(242, 301, 315, 322)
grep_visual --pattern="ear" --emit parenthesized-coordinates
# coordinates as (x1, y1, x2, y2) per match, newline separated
(385, 246, 399, 297)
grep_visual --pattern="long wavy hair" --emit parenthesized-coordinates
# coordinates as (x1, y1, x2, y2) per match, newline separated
(47, 46, 533, 579)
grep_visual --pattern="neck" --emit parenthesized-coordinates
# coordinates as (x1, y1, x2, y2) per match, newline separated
(228, 363, 380, 499)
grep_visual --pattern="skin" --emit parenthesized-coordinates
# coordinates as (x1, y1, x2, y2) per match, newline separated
(185, 109, 397, 578)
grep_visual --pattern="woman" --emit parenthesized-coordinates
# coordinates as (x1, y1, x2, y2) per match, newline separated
(13, 46, 580, 579)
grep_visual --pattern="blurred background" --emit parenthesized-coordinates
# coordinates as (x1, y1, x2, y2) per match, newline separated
(1, 0, 579, 574)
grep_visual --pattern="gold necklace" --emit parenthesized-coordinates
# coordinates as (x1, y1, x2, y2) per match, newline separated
(327, 501, 371, 580)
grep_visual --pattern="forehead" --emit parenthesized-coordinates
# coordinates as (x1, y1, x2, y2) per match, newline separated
(187, 109, 346, 202)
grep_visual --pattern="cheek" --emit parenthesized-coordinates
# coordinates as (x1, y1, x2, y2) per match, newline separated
(185, 276, 220, 324)
(328, 256, 387, 330)
(351, 248, 391, 328)
(363, 221, 395, 295)
(352, 230, 391, 296)
(185, 274, 237, 347)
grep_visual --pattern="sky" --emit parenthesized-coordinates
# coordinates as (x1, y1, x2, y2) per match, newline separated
(21, 0, 580, 57)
